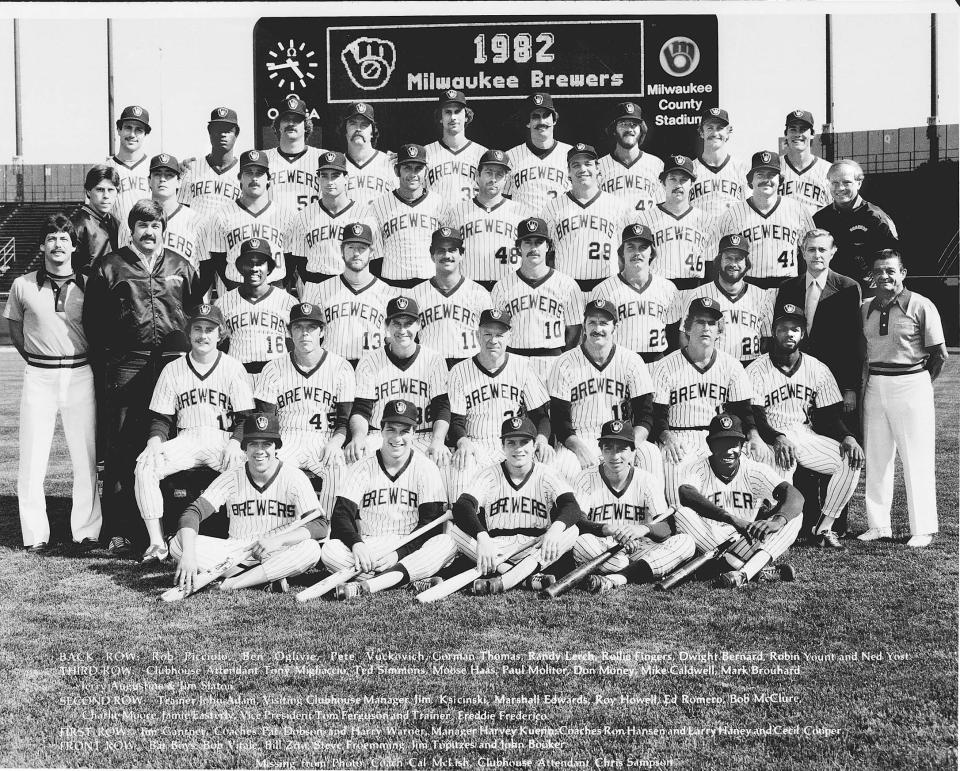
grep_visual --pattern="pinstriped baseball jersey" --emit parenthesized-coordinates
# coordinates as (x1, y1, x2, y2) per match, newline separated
(264, 147, 326, 213)
(354, 344, 448, 432)
(344, 150, 398, 208)
(338, 451, 446, 537)
(676, 282, 774, 361)
(597, 152, 665, 216)
(118, 205, 205, 269)
(465, 461, 571, 533)
(573, 466, 668, 525)
(256, 350, 356, 436)
(504, 141, 572, 213)
(106, 154, 152, 225)
(690, 155, 750, 220)
(424, 140, 488, 204)
(410, 277, 491, 359)
(178, 156, 242, 219)
(284, 200, 374, 276)
(653, 348, 754, 428)
(710, 197, 815, 279)
(745, 352, 842, 433)
(149, 351, 255, 430)
(588, 274, 678, 353)
(548, 344, 654, 438)
(202, 200, 291, 285)
(679, 454, 782, 521)
(490, 268, 584, 349)
(636, 204, 714, 281)
(201, 461, 321, 541)
(542, 191, 631, 282)
(300, 275, 393, 361)
(779, 156, 833, 216)
(367, 191, 450, 281)
(446, 198, 532, 284)
(449, 354, 549, 441)
(215, 286, 296, 364)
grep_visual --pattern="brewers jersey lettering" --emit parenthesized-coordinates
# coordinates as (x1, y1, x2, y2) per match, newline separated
(300, 275, 394, 362)
(635, 204, 714, 281)
(653, 348, 754, 430)
(491, 268, 584, 350)
(597, 152, 665, 216)
(202, 199, 290, 287)
(411, 277, 491, 360)
(588, 274, 678, 354)
(574, 466, 668, 526)
(285, 200, 374, 277)
(709, 198, 815, 279)
(689, 155, 750, 220)
(504, 141, 572, 213)
(424, 140, 487, 204)
(446, 197, 532, 285)
(264, 147, 326, 213)
(354, 344, 449, 433)
(337, 451, 446, 537)
(746, 352, 842, 433)
(367, 191, 450, 281)
(779, 156, 833, 216)
(543, 191, 631, 282)
(178, 157, 242, 219)
(106, 154, 152, 225)
(118, 205, 205, 269)
(676, 282, 774, 362)
(149, 351, 255, 431)
(344, 150, 398, 208)
(215, 286, 296, 365)
(679, 454, 781, 523)
(469, 461, 572, 535)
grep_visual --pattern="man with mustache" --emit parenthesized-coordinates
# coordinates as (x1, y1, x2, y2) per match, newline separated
(504, 93, 572, 213)
(264, 96, 325, 216)
(597, 102, 664, 218)
(339, 101, 397, 208)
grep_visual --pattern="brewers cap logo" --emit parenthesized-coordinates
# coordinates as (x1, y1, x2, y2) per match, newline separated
(784, 304, 800, 314)
(249, 150, 260, 160)
(132, 106, 143, 117)
(256, 416, 269, 430)
(490, 309, 502, 319)
(761, 152, 771, 163)
(441, 227, 451, 237)
(396, 402, 407, 414)
(526, 219, 539, 231)
(199, 304, 212, 315)
(794, 110, 804, 117)
(729, 235, 741, 245)
(511, 418, 522, 429)
(446, 89, 457, 99)
(494, 151, 503, 160)
(625, 103, 635, 113)
(287, 97, 299, 109)
(217, 107, 228, 117)
(300, 302, 313, 314)
(356, 103, 367, 113)
(612, 420, 623, 432)
(719, 416, 733, 429)
(397, 297, 409, 309)
(325, 152, 335, 162)
(593, 299, 606, 309)
(159, 154, 169, 163)
(673, 154, 688, 164)
(352, 224, 363, 235)
(700, 297, 716, 307)
(632, 225, 643, 236)
(710, 107, 720, 116)
(250, 238, 261, 248)
(576, 143, 585, 151)
(533, 94, 544, 105)
(407, 146, 418, 157)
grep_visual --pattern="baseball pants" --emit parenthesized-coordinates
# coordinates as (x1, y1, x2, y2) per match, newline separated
(450, 523, 580, 569)
(169, 532, 321, 579)
(17, 364, 101, 546)
(553, 438, 664, 486)
(320, 534, 457, 580)
(135, 428, 237, 521)
(278, 431, 345, 522)
(572, 532, 695, 578)
(863, 371, 938, 535)
(674, 506, 802, 564)
(660, 430, 710, 506)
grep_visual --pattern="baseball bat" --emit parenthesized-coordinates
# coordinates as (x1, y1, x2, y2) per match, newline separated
(295, 510, 453, 602)
(416, 535, 544, 604)
(655, 534, 738, 591)
(160, 509, 325, 602)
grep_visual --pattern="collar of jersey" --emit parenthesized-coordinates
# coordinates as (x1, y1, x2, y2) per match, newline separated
(246, 460, 283, 493)
(291, 349, 327, 378)
(187, 350, 222, 381)
(377, 449, 413, 482)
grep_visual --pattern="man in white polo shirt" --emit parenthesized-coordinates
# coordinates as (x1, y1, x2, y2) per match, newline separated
(4, 215, 101, 553)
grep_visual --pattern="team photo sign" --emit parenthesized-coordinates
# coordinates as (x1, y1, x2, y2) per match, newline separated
(254, 15, 718, 155)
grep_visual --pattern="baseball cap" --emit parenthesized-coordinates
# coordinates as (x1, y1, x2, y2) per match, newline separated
(599, 419, 635, 447)
(208, 107, 239, 128)
(279, 96, 308, 118)
(236, 237, 276, 271)
(525, 92, 557, 117)
(397, 144, 427, 165)
(718, 234, 750, 255)
(382, 399, 419, 427)
(430, 227, 463, 251)
(568, 143, 599, 163)
(149, 153, 181, 176)
(501, 415, 537, 441)
(621, 223, 654, 245)
(584, 298, 617, 322)
(118, 105, 151, 132)
(240, 150, 269, 171)
(242, 412, 282, 448)
(345, 101, 376, 123)
(785, 109, 815, 130)
(610, 101, 643, 125)
(317, 151, 347, 173)
(686, 296, 723, 320)
(660, 154, 696, 181)
(700, 107, 730, 126)
(341, 222, 374, 246)
(707, 413, 745, 442)
(289, 302, 325, 326)
(772, 303, 807, 328)
(386, 296, 420, 322)
(478, 149, 511, 170)
(479, 308, 512, 329)
(186, 303, 225, 329)
(515, 217, 549, 242)
(439, 89, 467, 107)
(749, 150, 781, 176)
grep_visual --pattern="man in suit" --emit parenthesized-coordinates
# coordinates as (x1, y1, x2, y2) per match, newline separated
(775, 228, 862, 545)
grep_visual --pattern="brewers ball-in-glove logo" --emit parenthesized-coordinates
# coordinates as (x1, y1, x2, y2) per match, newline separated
(446, 89, 457, 99)
(356, 103, 367, 113)
(396, 298, 409, 309)
(493, 151, 504, 161)
(132, 106, 144, 117)
(527, 219, 539, 231)
(199, 304, 212, 315)
(490, 309, 502, 319)
(719, 416, 733, 430)
(761, 152, 772, 163)
(659, 36, 701, 77)
(341, 36, 397, 91)
(672, 154, 688, 165)
(407, 146, 419, 158)
(710, 107, 721, 116)
(217, 107, 228, 118)
(794, 110, 805, 118)
(612, 420, 623, 433)
(159, 154, 169, 163)
(625, 103, 635, 114)
(396, 402, 407, 414)
(325, 152, 335, 162)
(250, 239, 261, 248)
(249, 151, 260, 161)
(256, 416, 269, 431)
(632, 225, 644, 237)
(287, 97, 299, 110)
(783, 304, 801, 315)
(533, 94, 544, 105)
(440, 228, 452, 237)
(352, 224, 364, 236)
(728, 235, 741, 245)
(576, 143, 586, 151)
(511, 418, 522, 429)
(300, 303, 313, 314)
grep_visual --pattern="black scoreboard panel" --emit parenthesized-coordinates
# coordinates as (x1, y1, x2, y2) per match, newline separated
(254, 15, 718, 159)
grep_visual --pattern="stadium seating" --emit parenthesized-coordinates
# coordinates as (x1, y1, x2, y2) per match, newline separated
(0, 202, 81, 294)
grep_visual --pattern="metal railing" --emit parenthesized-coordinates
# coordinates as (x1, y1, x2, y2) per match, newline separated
(0, 237, 14, 275)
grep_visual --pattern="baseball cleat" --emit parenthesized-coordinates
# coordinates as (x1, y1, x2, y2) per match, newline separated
(815, 531, 844, 549)
(906, 534, 933, 548)
(263, 578, 290, 594)
(140, 544, 170, 564)
(716, 570, 748, 589)
(108, 536, 135, 557)
(335, 581, 371, 600)
(527, 573, 556, 591)
(27, 541, 49, 554)
(408, 577, 443, 593)
(73, 538, 99, 554)
(758, 563, 797, 583)
(471, 576, 505, 595)
(586, 575, 619, 594)
(857, 527, 892, 542)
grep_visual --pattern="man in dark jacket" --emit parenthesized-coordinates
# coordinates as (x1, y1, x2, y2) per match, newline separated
(83, 199, 202, 555)
(71, 165, 121, 277)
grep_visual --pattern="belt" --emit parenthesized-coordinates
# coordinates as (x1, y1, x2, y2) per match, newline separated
(869, 362, 926, 376)
(507, 346, 563, 357)
(26, 353, 89, 369)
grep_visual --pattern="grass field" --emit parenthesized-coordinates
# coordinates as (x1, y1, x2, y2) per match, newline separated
(1, 349, 956, 771)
